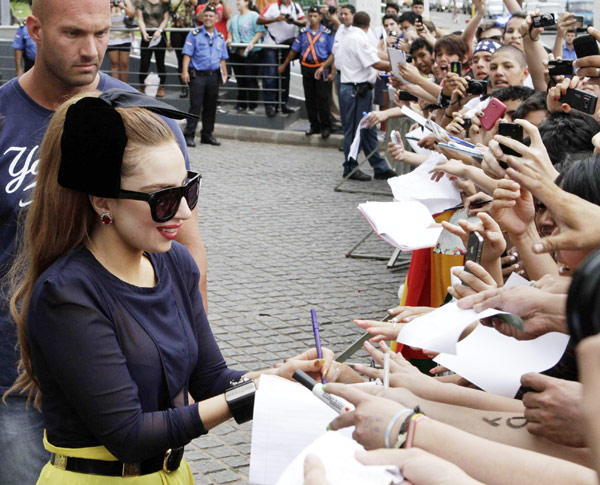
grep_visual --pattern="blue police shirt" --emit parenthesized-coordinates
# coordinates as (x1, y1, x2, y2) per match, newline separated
(182, 26, 228, 71)
(11, 24, 37, 61)
(291, 25, 334, 64)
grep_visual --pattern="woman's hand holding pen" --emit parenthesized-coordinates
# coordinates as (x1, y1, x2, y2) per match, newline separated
(271, 347, 336, 382)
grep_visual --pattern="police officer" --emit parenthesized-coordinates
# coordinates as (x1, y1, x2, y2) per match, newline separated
(278, 6, 334, 138)
(181, 5, 228, 147)
(12, 22, 37, 76)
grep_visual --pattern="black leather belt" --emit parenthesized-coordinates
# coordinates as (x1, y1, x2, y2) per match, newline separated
(50, 447, 184, 477)
(191, 69, 219, 76)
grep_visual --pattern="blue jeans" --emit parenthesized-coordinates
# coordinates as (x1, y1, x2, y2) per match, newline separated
(339, 83, 389, 175)
(0, 395, 48, 484)
(262, 47, 290, 110)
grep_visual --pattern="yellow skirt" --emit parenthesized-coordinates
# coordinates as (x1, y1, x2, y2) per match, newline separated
(38, 433, 194, 484)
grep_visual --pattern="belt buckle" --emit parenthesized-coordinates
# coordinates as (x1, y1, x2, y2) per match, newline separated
(52, 453, 67, 471)
(163, 447, 183, 473)
(163, 449, 174, 474)
(122, 462, 141, 477)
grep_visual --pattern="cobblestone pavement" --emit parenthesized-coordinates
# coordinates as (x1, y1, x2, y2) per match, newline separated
(186, 140, 410, 484)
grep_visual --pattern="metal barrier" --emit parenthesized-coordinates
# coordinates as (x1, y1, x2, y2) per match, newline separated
(0, 25, 290, 109)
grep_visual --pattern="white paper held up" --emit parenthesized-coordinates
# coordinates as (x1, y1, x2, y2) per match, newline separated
(387, 153, 462, 215)
(276, 432, 404, 485)
(249, 375, 354, 485)
(388, 48, 407, 82)
(348, 116, 370, 163)
(358, 200, 443, 251)
(434, 325, 569, 397)
(396, 301, 508, 354)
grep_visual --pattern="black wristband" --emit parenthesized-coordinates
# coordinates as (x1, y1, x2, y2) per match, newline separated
(225, 378, 256, 424)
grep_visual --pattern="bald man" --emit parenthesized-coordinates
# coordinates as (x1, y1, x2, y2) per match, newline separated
(0, 1, 207, 482)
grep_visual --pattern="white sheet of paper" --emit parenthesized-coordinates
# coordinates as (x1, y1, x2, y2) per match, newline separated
(434, 325, 570, 397)
(401, 105, 429, 127)
(276, 432, 404, 485)
(504, 271, 532, 287)
(405, 126, 435, 156)
(348, 116, 370, 162)
(358, 200, 443, 250)
(396, 301, 507, 354)
(388, 48, 407, 82)
(387, 153, 462, 215)
(249, 375, 354, 485)
(148, 35, 162, 48)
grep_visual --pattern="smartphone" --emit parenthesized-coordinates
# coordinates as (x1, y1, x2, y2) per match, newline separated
(574, 15, 584, 29)
(560, 88, 598, 115)
(415, 14, 423, 25)
(462, 231, 484, 286)
(390, 130, 402, 145)
(462, 117, 472, 132)
(450, 61, 462, 76)
(498, 122, 524, 162)
(480, 98, 507, 131)
(397, 90, 419, 101)
(574, 35, 600, 59)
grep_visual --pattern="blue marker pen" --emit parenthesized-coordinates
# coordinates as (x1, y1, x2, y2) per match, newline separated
(310, 309, 326, 384)
(448, 135, 476, 149)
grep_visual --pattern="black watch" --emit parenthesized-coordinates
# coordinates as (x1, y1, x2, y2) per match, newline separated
(225, 378, 256, 424)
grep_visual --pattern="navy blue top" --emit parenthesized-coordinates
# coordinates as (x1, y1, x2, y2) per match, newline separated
(11, 24, 37, 61)
(291, 25, 334, 64)
(28, 243, 243, 462)
(0, 73, 191, 394)
(182, 26, 229, 71)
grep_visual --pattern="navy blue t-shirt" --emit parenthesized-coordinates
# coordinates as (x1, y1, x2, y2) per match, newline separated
(0, 73, 191, 393)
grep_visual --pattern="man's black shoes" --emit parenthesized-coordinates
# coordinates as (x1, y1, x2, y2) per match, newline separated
(266, 107, 277, 118)
(345, 170, 372, 181)
(185, 137, 196, 148)
(201, 135, 221, 146)
(305, 127, 320, 136)
(374, 169, 398, 180)
(281, 105, 296, 114)
(321, 128, 331, 139)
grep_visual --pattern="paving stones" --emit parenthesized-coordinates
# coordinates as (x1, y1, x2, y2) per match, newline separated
(185, 140, 408, 483)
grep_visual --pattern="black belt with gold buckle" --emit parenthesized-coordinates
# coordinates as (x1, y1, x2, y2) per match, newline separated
(50, 447, 184, 477)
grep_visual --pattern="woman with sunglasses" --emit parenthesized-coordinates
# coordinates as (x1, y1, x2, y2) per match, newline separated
(6, 91, 334, 484)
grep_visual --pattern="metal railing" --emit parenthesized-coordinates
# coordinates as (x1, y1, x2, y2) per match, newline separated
(0, 26, 291, 109)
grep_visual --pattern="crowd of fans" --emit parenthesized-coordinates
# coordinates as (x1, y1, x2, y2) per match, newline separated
(294, 0, 600, 483)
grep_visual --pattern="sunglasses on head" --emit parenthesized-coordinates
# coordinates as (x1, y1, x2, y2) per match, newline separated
(118, 171, 201, 222)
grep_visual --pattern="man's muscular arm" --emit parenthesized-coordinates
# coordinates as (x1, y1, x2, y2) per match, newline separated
(177, 207, 208, 312)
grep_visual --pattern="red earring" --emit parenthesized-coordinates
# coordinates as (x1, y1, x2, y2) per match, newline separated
(100, 212, 113, 225)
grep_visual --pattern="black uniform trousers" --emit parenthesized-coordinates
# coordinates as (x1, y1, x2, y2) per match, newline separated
(184, 70, 219, 139)
(301, 65, 332, 131)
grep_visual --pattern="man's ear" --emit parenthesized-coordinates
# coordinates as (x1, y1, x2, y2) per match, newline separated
(26, 14, 42, 44)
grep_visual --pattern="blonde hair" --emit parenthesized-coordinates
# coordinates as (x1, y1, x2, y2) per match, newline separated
(6, 92, 175, 408)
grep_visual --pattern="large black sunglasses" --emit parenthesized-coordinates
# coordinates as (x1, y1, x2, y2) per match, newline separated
(118, 171, 201, 222)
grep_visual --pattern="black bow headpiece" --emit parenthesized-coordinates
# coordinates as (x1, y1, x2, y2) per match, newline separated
(58, 89, 198, 197)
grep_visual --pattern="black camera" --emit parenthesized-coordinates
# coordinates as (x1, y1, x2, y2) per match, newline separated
(285, 13, 292, 21)
(560, 88, 598, 115)
(567, 248, 600, 344)
(466, 79, 488, 95)
(532, 13, 555, 28)
(112, 0, 120, 6)
(450, 61, 462, 76)
(548, 59, 574, 76)
(328, 5, 336, 14)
